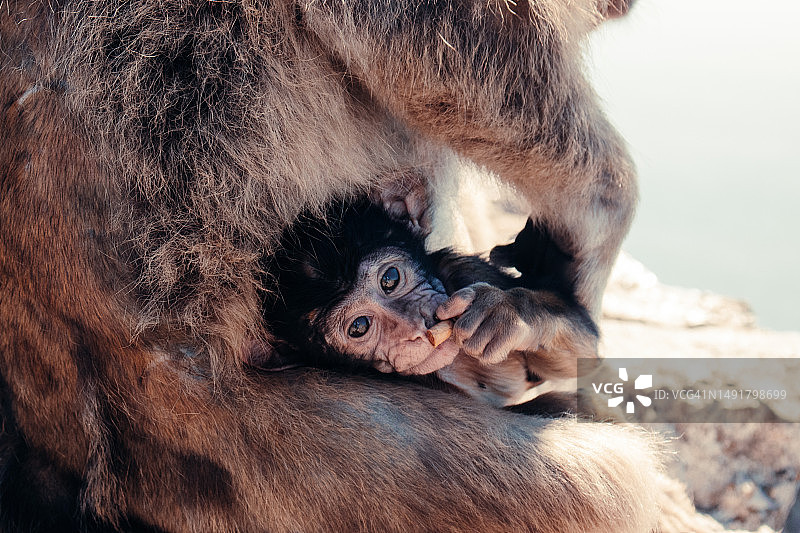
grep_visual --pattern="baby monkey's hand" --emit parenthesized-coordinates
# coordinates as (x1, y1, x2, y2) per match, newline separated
(436, 283, 539, 364)
(435, 282, 598, 377)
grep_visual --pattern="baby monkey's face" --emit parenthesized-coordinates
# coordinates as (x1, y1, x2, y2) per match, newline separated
(323, 247, 458, 375)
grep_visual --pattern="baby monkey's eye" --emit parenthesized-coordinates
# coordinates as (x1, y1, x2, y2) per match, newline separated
(380, 266, 400, 294)
(348, 316, 371, 338)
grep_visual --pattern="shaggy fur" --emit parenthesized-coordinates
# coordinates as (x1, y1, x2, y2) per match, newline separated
(0, 1, 704, 532)
(49, 0, 636, 375)
(57, 0, 427, 375)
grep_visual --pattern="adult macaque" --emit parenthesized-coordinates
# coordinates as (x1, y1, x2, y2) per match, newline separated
(0, 1, 715, 532)
(262, 199, 596, 406)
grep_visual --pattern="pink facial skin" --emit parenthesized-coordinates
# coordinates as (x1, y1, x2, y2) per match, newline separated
(324, 249, 459, 375)
(323, 247, 573, 378)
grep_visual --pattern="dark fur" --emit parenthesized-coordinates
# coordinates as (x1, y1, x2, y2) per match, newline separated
(264, 200, 598, 381)
(0, 1, 680, 532)
(262, 199, 438, 368)
(263, 199, 597, 383)
(263, 199, 599, 405)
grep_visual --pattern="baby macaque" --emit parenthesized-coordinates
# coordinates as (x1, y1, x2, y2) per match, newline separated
(262, 199, 598, 405)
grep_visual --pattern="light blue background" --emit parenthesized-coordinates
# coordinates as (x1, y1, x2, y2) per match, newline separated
(589, 0, 800, 331)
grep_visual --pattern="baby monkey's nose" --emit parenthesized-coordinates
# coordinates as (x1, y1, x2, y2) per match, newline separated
(422, 292, 449, 329)
(420, 306, 438, 330)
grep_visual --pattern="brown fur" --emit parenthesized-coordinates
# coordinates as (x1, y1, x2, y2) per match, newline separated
(0, 1, 673, 532)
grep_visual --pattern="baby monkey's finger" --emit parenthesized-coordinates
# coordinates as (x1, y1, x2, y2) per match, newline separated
(435, 285, 479, 320)
(459, 307, 517, 360)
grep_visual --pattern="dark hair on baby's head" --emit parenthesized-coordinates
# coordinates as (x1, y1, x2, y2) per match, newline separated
(262, 198, 430, 360)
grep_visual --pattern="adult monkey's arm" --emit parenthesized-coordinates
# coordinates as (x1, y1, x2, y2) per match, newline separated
(0, 75, 658, 531)
(0, 47, 657, 532)
(300, 0, 638, 318)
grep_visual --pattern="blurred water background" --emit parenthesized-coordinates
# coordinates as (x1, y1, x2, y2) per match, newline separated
(588, 0, 800, 331)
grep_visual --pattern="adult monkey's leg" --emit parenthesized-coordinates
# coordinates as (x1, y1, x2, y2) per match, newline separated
(299, 0, 637, 318)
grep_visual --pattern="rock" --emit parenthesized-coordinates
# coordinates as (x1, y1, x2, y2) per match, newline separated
(604, 252, 757, 329)
(771, 482, 799, 512)
(602, 256, 800, 532)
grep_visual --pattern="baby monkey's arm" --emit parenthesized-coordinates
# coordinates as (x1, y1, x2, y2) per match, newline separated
(430, 218, 598, 379)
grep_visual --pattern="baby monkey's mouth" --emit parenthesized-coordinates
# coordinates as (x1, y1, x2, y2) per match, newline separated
(399, 337, 460, 376)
